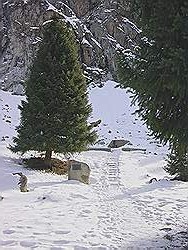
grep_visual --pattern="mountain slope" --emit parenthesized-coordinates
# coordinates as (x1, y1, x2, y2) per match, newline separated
(0, 81, 187, 249)
(0, 0, 139, 93)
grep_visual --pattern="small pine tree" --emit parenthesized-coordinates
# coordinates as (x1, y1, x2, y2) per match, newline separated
(11, 19, 97, 166)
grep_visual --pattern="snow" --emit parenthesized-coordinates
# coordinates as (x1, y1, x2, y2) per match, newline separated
(86, 66, 105, 76)
(0, 81, 187, 249)
(90, 38, 102, 49)
(63, 15, 80, 30)
(42, 20, 54, 26)
(14, 20, 22, 26)
(81, 38, 92, 47)
(106, 34, 116, 43)
(123, 17, 142, 34)
(30, 26, 39, 30)
(31, 36, 42, 46)
(2, 1, 9, 6)
(42, 1, 81, 30)
(45, 0, 58, 12)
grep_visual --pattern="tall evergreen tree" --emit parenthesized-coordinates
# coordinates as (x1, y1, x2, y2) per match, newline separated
(118, 1, 188, 180)
(11, 19, 97, 166)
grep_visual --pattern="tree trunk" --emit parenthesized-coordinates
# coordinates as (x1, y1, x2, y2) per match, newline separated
(44, 149, 52, 169)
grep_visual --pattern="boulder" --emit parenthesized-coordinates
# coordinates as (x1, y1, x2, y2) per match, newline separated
(68, 161, 90, 184)
(108, 139, 132, 148)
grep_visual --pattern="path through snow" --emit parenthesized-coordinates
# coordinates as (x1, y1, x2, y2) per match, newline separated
(0, 149, 187, 249)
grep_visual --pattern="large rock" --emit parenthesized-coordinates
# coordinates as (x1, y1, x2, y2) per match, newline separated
(108, 139, 132, 148)
(68, 161, 90, 184)
(0, 0, 139, 92)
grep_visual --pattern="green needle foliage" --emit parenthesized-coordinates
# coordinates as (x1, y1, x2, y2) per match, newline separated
(118, 1, 188, 180)
(11, 19, 97, 165)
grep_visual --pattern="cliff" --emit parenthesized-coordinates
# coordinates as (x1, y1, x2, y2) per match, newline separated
(0, 0, 140, 93)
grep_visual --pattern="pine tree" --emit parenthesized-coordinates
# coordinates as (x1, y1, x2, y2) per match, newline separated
(11, 19, 97, 166)
(118, 1, 188, 180)
(165, 148, 188, 182)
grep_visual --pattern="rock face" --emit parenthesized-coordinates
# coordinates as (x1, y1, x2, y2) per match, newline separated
(0, 0, 139, 93)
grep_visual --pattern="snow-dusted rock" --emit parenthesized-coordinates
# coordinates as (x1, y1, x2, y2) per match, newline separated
(68, 161, 90, 184)
(108, 139, 132, 148)
(0, 0, 139, 92)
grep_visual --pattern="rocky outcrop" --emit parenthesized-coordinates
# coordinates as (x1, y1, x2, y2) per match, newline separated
(0, 0, 139, 93)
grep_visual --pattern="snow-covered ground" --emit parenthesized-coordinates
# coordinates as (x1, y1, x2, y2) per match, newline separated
(0, 81, 187, 249)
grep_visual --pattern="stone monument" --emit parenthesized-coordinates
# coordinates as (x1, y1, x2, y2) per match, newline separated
(68, 161, 90, 184)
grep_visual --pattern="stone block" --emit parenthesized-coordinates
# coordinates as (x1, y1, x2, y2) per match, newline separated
(68, 161, 90, 184)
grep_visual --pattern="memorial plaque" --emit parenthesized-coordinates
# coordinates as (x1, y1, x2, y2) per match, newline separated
(68, 161, 90, 184)
(71, 163, 82, 171)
